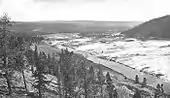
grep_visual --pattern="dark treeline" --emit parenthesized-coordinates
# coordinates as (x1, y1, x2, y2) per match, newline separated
(1, 14, 170, 98)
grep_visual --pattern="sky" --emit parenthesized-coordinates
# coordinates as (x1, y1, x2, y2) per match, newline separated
(0, 0, 170, 22)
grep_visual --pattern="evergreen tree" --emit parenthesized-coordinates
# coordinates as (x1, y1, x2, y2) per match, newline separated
(133, 89, 141, 98)
(78, 60, 89, 98)
(14, 36, 29, 93)
(0, 14, 15, 95)
(135, 75, 139, 84)
(106, 72, 114, 98)
(106, 72, 112, 84)
(154, 92, 158, 98)
(51, 55, 62, 98)
(88, 65, 99, 97)
(15, 52, 28, 93)
(97, 66, 105, 97)
(47, 53, 54, 75)
(156, 84, 161, 92)
(89, 66, 95, 82)
(59, 49, 76, 98)
(32, 45, 50, 98)
(142, 77, 147, 87)
(54, 63, 62, 98)
(161, 84, 164, 93)
(25, 48, 35, 72)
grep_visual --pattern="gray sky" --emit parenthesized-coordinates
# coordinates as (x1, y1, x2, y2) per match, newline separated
(0, 0, 169, 21)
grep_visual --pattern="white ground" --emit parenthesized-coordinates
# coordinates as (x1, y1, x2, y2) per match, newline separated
(77, 40, 170, 81)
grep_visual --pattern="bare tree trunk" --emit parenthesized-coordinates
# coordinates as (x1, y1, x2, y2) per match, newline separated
(58, 80, 62, 98)
(4, 56, 12, 95)
(100, 84, 103, 97)
(5, 72, 12, 95)
(21, 67, 28, 93)
(31, 65, 34, 73)
(84, 80, 88, 98)
(38, 76, 42, 98)
(38, 88, 42, 98)
(57, 65, 62, 98)
(85, 88, 88, 98)
(109, 93, 112, 98)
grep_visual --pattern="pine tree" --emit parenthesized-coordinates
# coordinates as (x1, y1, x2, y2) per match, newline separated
(133, 89, 141, 98)
(59, 49, 76, 98)
(97, 66, 105, 97)
(160, 84, 164, 93)
(54, 63, 62, 98)
(14, 36, 29, 93)
(106, 72, 112, 84)
(32, 45, 50, 98)
(50, 53, 63, 98)
(156, 84, 161, 92)
(78, 60, 89, 98)
(106, 72, 114, 98)
(142, 77, 147, 87)
(0, 14, 15, 95)
(81, 65, 97, 97)
(15, 52, 28, 93)
(47, 53, 54, 75)
(89, 66, 95, 82)
(135, 75, 139, 84)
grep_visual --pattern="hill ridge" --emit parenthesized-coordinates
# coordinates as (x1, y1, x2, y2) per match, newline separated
(123, 15, 170, 39)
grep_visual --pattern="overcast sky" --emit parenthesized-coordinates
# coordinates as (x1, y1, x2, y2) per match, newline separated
(0, 0, 170, 21)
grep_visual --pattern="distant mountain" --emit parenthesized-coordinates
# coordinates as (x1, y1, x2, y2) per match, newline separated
(12, 21, 140, 36)
(123, 15, 170, 39)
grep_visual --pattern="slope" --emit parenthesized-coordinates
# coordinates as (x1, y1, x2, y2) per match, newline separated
(124, 15, 170, 39)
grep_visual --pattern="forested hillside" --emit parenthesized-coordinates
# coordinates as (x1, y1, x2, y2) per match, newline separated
(0, 14, 169, 98)
(124, 15, 170, 39)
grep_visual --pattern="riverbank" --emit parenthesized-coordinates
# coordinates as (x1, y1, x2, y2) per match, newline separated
(82, 51, 170, 94)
